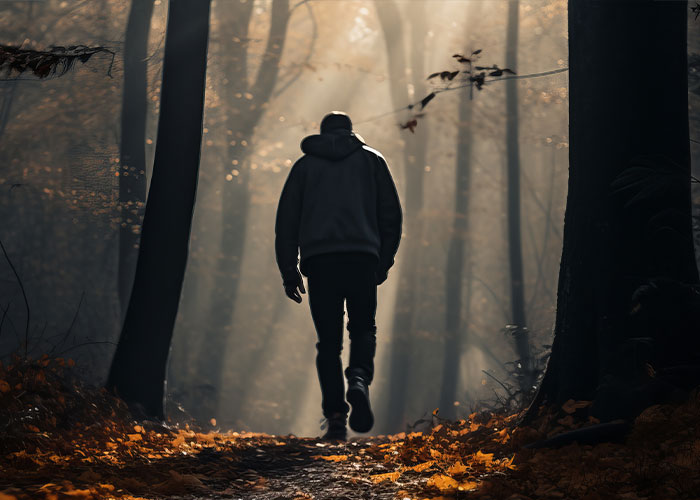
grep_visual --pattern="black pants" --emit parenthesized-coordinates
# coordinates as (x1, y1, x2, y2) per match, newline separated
(304, 253, 378, 418)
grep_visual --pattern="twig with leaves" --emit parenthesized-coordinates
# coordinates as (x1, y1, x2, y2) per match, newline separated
(0, 44, 115, 80)
(400, 49, 514, 132)
(380, 49, 568, 133)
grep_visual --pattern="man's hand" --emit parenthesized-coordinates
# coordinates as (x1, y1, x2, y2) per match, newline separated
(283, 268, 306, 303)
(285, 281, 306, 303)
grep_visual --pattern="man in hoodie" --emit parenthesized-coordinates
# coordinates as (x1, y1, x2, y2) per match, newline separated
(275, 111, 402, 440)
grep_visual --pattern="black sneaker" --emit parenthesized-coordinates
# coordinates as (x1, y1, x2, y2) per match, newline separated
(346, 377, 374, 433)
(321, 412, 347, 441)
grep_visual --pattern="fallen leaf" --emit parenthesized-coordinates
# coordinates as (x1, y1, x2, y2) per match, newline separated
(447, 461, 467, 475)
(370, 471, 401, 483)
(426, 473, 458, 492)
(501, 455, 517, 470)
(561, 399, 591, 414)
(474, 451, 493, 465)
(312, 454, 348, 462)
(409, 460, 434, 472)
(457, 480, 478, 491)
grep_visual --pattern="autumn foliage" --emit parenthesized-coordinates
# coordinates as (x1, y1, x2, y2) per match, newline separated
(1, 356, 700, 499)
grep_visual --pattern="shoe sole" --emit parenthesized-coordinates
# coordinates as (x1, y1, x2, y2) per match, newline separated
(347, 387, 374, 433)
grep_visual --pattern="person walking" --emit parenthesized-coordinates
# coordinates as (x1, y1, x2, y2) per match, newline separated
(275, 111, 402, 440)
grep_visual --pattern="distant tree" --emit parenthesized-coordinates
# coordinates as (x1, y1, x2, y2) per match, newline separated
(0, 81, 17, 145)
(530, 0, 699, 417)
(375, 0, 431, 434)
(439, 74, 474, 419)
(504, 0, 534, 396)
(188, 0, 291, 422)
(107, 0, 211, 418)
(438, 3, 482, 421)
(118, 0, 155, 314)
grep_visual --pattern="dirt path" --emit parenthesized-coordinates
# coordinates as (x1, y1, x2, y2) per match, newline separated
(1, 430, 417, 499)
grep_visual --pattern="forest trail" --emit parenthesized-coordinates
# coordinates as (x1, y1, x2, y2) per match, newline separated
(1, 418, 519, 500)
(2, 428, 418, 499)
(3, 358, 700, 499)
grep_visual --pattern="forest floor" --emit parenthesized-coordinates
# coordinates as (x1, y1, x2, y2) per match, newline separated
(2, 358, 700, 500)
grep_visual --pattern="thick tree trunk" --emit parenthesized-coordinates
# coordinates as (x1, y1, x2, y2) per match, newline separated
(118, 0, 155, 315)
(439, 82, 474, 419)
(107, 0, 211, 419)
(191, 0, 290, 421)
(504, 0, 534, 395)
(536, 0, 698, 408)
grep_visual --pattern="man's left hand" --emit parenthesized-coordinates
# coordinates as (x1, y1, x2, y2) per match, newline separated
(283, 268, 306, 303)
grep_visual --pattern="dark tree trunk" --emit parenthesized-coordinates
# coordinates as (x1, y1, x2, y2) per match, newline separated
(375, 0, 429, 433)
(439, 80, 474, 419)
(191, 0, 290, 421)
(165, 4, 229, 409)
(118, 0, 155, 314)
(0, 81, 17, 144)
(504, 0, 534, 395)
(535, 0, 698, 409)
(107, 0, 211, 419)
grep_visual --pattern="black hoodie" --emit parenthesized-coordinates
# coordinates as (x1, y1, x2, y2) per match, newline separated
(275, 130, 403, 283)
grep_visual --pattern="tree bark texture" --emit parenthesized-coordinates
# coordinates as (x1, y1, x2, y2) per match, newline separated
(107, 0, 211, 419)
(537, 0, 698, 407)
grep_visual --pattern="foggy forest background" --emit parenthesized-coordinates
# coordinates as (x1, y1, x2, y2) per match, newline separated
(1, 0, 699, 438)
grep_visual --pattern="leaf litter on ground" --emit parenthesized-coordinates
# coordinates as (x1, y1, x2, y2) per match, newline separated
(2, 356, 700, 499)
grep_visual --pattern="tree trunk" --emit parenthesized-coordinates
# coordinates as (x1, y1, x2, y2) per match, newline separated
(107, 0, 211, 419)
(535, 0, 698, 409)
(375, 0, 429, 433)
(439, 78, 474, 419)
(504, 0, 534, 395)
(118, 0, 155, 314)
(0, 81, 18, 145)
(190, 0, 290, 421)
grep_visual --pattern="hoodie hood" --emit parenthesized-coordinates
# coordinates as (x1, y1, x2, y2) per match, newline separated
(301, 130, 364, 160)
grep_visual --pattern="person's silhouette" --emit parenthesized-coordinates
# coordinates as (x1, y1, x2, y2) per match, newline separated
(275, 111, 402, 440)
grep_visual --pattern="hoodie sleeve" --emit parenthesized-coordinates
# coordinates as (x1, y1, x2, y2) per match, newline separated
(275, 160, 304, 284)
(375, 154, 403, 276)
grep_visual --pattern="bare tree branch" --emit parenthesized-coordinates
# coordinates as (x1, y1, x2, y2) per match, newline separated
(0, 237, 29, 357)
